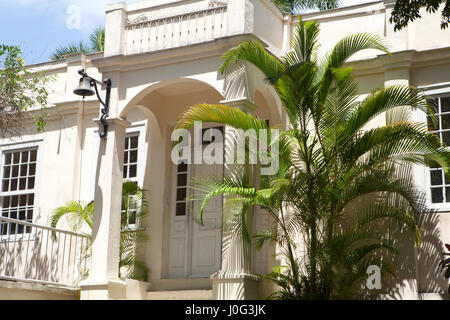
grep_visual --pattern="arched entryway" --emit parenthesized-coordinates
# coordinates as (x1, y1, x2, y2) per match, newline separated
(121, 78, 226, 281)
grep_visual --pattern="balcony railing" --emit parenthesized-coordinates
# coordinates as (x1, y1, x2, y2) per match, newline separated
(0, 216, 91, 288)
(124, 4, 228, 55)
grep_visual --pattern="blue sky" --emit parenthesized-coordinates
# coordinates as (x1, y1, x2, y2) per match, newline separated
(0, 0, 374, 65)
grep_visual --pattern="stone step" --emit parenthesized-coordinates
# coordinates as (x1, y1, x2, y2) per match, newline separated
(146, 289, 213, 300)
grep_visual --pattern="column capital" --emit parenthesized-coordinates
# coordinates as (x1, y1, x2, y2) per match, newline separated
(94, 117, 131, 129)
(378, 50, 415, 72)
(220, 98, 258, 114)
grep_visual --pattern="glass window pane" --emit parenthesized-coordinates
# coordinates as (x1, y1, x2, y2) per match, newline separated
(129, 165, 137, 178)
(1, 222, 7, 235)
(12, 165, 19, 178)
(441, 97, 450, 113)
(430, 170, 443, 185)
(123, 166, 128, 179)
(130, 150, 138, 163)
(2, 196, 10, 208)
(11, 196, 18, 207)
(177, 174, 187, 187)
(4, 153, 11, 165)
(21, 151, 28, 163)
(130, 136, 138, 149)
(19, 178, 26, 190)
(125, 138, 129, 149)
(3, 166, 10, 179)
(2, 179, 8, 192)
(10, 178, 18, 191)
(176, 202, 186, 216)
(19, 195, 27, 206)
(431, 187, 444, 203)
(30, 150, 37, 162)
(176, 188, 187, 202)
(26, 209, 33, 220)
(13, 152, 20, 164)
(128, 211, 136, 225)
(27, 177, 35, 189)
(29, 163, 36, 175)
(28, 194, 34, 205)
(177, 162, 187, 173)
(10, 209, 17, 220)
(442, 131, 450, 146)
(442, 114, 450, 130)
(123, 152, 128, 164)
(20, 164, 27, 177)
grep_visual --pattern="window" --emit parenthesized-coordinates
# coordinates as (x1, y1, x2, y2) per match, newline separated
(175, 161, 188, 216)
(0, 148, 37, 235)
(122, 133, 141, 229)
(427, 96, 450, 204)
(123, 134, 139, 183)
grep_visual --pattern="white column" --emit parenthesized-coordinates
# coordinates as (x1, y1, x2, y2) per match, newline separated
(227, 0, 254, 37)
(80, 117, 130, 300)
(104, 2, 127, 57)
(211, 98, 260, 300)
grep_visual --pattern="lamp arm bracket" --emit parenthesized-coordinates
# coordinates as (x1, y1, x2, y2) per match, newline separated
(78, 69, 112, 139)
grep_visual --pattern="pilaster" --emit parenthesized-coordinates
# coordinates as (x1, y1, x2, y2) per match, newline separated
(80, 117, 131, 300)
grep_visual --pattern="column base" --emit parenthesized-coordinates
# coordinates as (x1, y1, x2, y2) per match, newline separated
(211, 272, 260, 300)
(79, 279, 128, 300)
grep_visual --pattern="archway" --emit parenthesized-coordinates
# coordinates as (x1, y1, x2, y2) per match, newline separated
(120, 78, 226, 284)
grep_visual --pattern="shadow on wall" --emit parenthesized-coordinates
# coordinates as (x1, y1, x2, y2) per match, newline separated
(416, 212, 449, 298)
(365, 212, 448, 300)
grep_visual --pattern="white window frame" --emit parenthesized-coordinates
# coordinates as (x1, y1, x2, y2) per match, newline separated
(414, 83, 450, 211)
(0, 139, 43, 241)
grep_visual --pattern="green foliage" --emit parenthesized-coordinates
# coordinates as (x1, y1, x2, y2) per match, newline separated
(174, 17, 450, 299)
(390, 0, 450, 30)
(49, 181, 149, 281)
(0, 44, 53, 136)
(50, 27, 105, 60)
(273, 0, 340, 12)
(439, 243, 450, 294)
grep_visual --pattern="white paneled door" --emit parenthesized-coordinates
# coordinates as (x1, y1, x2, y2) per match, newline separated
(168, 126, 223, 278)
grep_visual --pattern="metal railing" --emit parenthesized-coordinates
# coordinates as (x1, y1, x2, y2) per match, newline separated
(125, 5, 228, 54)
(0, 216, 91, 288)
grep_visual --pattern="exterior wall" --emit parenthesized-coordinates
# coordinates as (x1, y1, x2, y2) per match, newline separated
(0, 280, 78, 300)
(1, 0, 449, 299)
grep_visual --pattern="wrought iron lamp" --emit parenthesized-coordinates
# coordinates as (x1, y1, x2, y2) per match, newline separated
(73, 69, 111, 139)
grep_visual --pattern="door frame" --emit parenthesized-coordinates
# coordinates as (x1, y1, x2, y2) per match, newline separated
(167, 124, 224, 279)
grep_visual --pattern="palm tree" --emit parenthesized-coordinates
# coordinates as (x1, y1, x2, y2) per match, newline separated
(49, 181, 149, 281)
(274, 0, 340, 12)
(174, 18, 450, 299)
(50, 27, 105, 61)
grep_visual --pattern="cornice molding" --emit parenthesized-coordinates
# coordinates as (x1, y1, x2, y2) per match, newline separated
(346, 46, 450, 77)
(91, 34, 265, 74)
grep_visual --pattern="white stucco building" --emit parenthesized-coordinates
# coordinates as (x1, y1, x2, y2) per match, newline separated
(0, 0, 449, 300)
